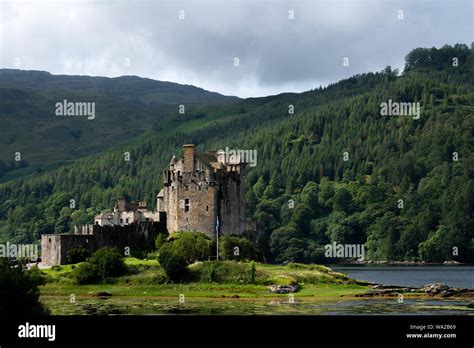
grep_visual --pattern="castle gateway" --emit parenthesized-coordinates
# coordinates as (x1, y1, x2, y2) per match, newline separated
(41, 144, 247, 266)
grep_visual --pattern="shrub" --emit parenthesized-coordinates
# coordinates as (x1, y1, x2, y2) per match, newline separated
(157, 232, 213, 282)
(158, 243, 189, 282)
(220, 235, 258, 261)
(74, 263, 99, 284)
(187, 261, 250, 284)
(155, 234, 167, 250)
(206, 263, 218, 283)
(66, 246, 92, 264)
(0, 259, 49, 318)
(247, 260, 257, 284)
(171, 232, 212, 263)
(73, 247, 127, 284)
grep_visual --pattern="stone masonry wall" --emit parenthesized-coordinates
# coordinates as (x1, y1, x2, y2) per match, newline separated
(41, 218, 167, 266)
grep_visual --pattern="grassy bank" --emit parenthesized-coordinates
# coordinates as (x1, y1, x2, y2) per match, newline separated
(39, 259, 371, 314)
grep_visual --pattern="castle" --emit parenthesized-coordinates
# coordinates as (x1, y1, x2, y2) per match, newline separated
(41, 144, 247, 266)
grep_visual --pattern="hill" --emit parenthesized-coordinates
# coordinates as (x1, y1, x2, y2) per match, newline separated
(0, 44, 472, 263)
(0, 69, 239, 180)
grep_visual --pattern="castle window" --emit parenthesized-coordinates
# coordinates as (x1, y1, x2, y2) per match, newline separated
(206, 205, 208, 211)
(126, 218, 129, 223)
(120, 218, 123, 224)
(185, 198, 190, 212)
(48, 238, 51, 242)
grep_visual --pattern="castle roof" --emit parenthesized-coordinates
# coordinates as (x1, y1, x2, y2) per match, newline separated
(96, 212, 114, 219)
(197, 153, 218, 168)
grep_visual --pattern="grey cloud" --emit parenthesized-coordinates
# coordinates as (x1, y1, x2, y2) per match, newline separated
(0, 0, 471, 97)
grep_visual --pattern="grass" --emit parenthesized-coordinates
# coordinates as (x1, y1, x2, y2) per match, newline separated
(39, 258, 368, 299)
(40, 282, 367, 299)
(45, 259, 460, 315)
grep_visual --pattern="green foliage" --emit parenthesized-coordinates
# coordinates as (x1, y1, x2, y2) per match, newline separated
(187, 261, 250, 284)
(154, 233, 167, 250)
(247, 260, 257, 284)
(73, 247, 127, 284)
(171, 232, 212, 263)
(157, 232, 212, 282)
(220, 235, 258, 261)
(66, 246, 92, 264)
(0, 259, 49, 318)
(158, 242, 189, 283)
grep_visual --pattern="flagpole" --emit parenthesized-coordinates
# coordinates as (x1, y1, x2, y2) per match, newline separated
(216, 216, 219, 261)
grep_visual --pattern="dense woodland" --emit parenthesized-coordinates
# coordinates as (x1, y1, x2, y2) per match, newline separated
(0, 44, 473, 263)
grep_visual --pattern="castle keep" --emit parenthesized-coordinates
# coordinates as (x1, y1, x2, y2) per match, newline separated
(41, 144, 246, 266)
(159, 144, 246, 237)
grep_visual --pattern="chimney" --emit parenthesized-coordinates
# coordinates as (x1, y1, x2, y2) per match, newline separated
(183, 144, 196, 172)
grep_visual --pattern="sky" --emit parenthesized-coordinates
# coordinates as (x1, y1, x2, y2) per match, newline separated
(0, 0, 472, 98)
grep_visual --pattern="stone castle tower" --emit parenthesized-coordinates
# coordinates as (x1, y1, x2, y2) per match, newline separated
(157, 144, 246, 238)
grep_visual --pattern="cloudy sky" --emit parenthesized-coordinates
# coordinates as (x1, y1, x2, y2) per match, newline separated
(0, 0, 472, 97)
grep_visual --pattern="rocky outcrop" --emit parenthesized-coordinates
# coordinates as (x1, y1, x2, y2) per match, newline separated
(269, 285, 299, 294)
(354, 282, 474, 298)
(355, 285, 419, 297)
(421, 283, 471, 297)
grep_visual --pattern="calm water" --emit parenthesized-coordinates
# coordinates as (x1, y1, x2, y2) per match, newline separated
(330, 265, 474, 288)
(44, 297, 474, 315)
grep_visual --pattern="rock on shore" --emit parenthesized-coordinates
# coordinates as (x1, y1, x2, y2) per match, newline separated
(269, 285, 299, 294)
(355, 283, 473, 298)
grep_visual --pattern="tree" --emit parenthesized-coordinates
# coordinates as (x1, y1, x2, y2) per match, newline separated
(333, 187, 354, 213)
(220, 235, 258, 261)
(73, 247, 127, 284)
(0, 259, 49, 318)
(158, 242, 189, 282)
(171, 232, 212, 264)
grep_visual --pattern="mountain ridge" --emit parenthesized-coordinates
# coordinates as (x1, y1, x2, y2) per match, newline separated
(0, 43, 472, 263)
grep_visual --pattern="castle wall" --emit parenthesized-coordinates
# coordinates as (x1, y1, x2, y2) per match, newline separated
(42, 219, 167, 266)
(219, 167, 246, 235)
(176, 181, 218, 238)
(41, 234, 94, 267)
(164, 176, 179, 233)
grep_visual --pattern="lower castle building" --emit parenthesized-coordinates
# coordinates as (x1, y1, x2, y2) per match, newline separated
(41, 144, 247, 266)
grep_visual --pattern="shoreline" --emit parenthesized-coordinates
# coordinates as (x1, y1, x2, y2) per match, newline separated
(329, 260, 470, 265)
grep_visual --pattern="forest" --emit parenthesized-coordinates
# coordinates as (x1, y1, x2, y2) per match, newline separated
(0, 44, 472, 263)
